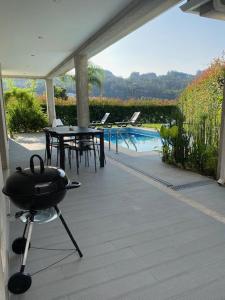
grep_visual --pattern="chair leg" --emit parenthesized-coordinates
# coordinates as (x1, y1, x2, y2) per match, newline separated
(68, 148, 72, 169)
(87, 151, 89, 167)
(56, 148, 59, 166)
(93, 148, 97, 172)
(44, 148, 47, 163)
(96, 145, 100, 158)
(76, 150, 79, 175)
(47, 144, 52, 166)
(50, 144, 53, 165)
(84, 151, 88, 167)
(45, 148, 51, 165)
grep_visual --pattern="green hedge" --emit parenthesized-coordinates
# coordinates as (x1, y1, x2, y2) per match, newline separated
(42, 103, 178, 125)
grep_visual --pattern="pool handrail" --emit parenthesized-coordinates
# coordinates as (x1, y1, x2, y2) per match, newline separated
(127, 133, 138, 152)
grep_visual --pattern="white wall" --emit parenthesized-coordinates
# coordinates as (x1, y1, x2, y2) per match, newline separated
(0, 63, 8, 300)
(0, 64, 9, 170)
(0, 154, 8, 300)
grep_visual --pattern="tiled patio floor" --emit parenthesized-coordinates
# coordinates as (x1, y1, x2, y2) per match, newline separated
(8, 133, 225, 300)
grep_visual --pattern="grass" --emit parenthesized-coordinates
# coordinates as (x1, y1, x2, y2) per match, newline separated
(142, 123, 162, 130)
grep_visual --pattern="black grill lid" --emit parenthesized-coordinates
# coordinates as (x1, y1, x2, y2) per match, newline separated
(2, 155, 68, 198)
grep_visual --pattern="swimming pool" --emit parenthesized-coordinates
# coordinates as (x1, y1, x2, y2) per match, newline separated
(104, 128, 162, 152)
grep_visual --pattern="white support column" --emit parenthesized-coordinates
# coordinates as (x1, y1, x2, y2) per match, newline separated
(45, 78, 56, 126)
(0, 64, 8, 299)
(217, 78, 225, 184)
(0, 64, 9, 170)
(74, 54, 89, 127)
(0, 154, 8, 300)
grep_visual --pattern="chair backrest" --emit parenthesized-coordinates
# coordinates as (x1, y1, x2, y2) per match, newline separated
(75, 133, 95, 147)
(52, 118, 64, 127)
(101, 113, 110, 124)
(130, 112, 140, 123)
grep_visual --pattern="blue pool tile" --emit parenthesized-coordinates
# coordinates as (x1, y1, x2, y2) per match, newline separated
(104, 128, 162, 152)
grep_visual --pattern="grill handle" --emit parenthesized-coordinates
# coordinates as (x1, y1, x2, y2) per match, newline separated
(30, 155, 45, 174)
(66, 181, 81, 190)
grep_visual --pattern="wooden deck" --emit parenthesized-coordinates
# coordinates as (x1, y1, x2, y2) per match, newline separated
(8, 136, 225, 300)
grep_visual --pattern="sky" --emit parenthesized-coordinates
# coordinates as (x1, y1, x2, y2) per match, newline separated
(91, 3, 225, 78)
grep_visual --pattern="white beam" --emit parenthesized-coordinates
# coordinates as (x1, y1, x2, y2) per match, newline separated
(75, 55, 90, 127)
(3, 75, 45, 80)
(181, 0, 225, 20)
(180, 0, 210, 12)
(0, 64, 9, 170)
(45, 79, 56, 126)
(47, 0, 181, 78)
(217, 78, 225, 184)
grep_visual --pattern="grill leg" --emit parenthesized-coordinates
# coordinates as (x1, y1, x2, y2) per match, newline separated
(8, 213, 34, 294)
(22, 219, 29, 238)
(20, 213, 34, 273)
(54, 206, 83, 258)
(12, 213, 31, 255)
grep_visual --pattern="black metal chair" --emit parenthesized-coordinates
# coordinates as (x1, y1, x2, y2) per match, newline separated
(68, 133, 97, 174)
(45, 118, 75, 166)
(44, 131, 72, 166)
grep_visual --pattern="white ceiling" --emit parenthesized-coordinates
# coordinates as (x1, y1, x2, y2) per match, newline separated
(0, 0, 133, 77)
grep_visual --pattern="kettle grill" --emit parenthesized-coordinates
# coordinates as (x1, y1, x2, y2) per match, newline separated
(2, 155, 83, 294)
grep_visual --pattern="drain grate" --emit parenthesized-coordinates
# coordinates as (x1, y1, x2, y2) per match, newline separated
(171, 180, 214, 191)
(133, 168, 174, 188)
(108, 154, 215, 191)
(108, 155, 173, 187)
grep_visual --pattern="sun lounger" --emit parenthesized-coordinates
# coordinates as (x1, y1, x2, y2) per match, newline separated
(115, 112, 142, 127)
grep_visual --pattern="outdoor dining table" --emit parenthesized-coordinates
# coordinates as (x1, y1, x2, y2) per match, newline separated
(43, 126, 105, 170)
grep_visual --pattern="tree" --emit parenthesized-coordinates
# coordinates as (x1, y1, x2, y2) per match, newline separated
(25, 79, 37, 94)
(54, 86, 68, 100)
(87, 64, 104, 94)
(58, 63, 104, 96)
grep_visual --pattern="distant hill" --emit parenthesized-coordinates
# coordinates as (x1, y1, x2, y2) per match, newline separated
(3, 69, 195, 100)
(92, 70, 195, 99)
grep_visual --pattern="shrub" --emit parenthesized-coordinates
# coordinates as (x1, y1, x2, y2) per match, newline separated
(54, 86, 68, 100)
(179, 58, 225, 128)
(160, 125, 178, 163)
(178, 58, 225, 153)
(160, 58, 225, 178)
(39, 97, 178, 125)
(5, 88, 48, 135)
(160, 118, 190, 167)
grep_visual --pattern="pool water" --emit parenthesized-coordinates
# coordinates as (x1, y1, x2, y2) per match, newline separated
(104, 128, 162, 152)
